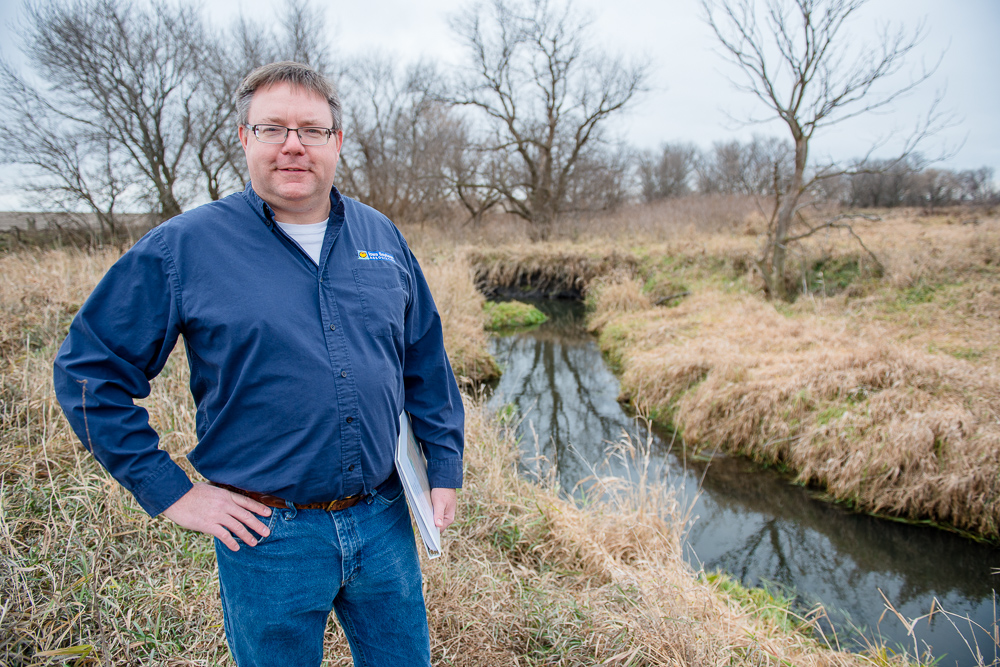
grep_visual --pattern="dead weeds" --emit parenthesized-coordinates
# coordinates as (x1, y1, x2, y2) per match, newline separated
(0, 245, 896, 666)
(586, 212, 1000, 541)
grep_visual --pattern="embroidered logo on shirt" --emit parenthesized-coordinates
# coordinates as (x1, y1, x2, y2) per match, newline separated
(357, 250, 395, 261)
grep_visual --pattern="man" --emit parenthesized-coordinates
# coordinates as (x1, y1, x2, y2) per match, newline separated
(53, 61, 464, 667)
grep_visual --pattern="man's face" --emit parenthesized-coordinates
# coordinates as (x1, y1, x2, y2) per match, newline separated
(238, 82, 344, 223)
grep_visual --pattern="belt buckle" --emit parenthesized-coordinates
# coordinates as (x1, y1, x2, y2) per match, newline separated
(325, 495, 357, 511)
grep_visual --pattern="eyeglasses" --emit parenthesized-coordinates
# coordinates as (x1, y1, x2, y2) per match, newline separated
(245, 124, 336, 146)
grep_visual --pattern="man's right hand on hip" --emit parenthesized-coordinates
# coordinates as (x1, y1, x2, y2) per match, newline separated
(162, 482, 273, 552)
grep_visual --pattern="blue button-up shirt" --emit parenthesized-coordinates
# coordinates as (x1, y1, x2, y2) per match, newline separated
(53, 184, 464, 517)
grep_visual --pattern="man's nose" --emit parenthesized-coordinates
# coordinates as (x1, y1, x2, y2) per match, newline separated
(280, 129, 306, 153)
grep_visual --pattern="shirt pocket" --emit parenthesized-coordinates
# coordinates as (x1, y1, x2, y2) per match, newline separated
(352, 264, 407, 337)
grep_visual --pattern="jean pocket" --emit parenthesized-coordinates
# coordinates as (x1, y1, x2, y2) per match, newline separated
(233, 508, 279, 547)
(372, 483, 406, 507)
(353, 265, 407, 337)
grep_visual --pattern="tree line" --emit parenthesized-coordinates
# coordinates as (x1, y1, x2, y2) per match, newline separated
(0, 0, 649, 239)
(638, 140, 997, 207)
(1, 0, 994, 249)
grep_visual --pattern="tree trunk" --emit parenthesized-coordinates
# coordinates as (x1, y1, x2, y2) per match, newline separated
(767, 133, 808, 301)
(159, 192, 184, 223)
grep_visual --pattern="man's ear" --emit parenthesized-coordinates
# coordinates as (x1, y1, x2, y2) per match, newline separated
(332, 129, 344, 154)
(238, 124, 250, 150)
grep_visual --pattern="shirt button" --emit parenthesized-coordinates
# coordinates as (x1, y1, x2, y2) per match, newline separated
(341, 370, 347, 378)
(346, 417, 353, 423)
(329, 324, 336, 331)
(348, 464, 355, 471)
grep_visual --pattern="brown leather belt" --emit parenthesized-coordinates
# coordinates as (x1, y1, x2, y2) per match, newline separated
(212, 482, 364, 511)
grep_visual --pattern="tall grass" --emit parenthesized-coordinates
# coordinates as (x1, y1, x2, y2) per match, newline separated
(584, 214, 1000, 541)
(412, 207, 1000, 539)
(417, 247, 501, 383)
(1, 245, 908, 665)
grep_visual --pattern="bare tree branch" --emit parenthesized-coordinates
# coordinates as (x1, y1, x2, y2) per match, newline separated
(444, 0, 648, 238)
(703, 0, 945, 300)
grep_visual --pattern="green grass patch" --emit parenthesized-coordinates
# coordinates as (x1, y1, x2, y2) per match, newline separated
(946, 346, 985, 361)
(803, 257, 870, 296)
(633, 251, 744, 304)
(893, 281, 940, 309)
(816, 405, 847, 426)
(483, 300, 548, 331)
(595, 319, 643, 372)
(703, 572, 805, 634)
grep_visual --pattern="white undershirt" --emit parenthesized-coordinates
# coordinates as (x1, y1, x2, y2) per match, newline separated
(275, 220, 327, 265)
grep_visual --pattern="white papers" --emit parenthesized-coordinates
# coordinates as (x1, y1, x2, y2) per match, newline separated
(395, 412, 442, 559)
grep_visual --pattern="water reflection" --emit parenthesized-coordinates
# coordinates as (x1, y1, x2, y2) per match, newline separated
(486, 299, 1000, 667)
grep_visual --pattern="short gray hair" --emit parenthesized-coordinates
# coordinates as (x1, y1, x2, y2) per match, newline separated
(235, 61, 342, 132)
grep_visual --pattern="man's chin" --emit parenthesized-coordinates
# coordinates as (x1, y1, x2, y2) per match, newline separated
(273, 185, 321, 203)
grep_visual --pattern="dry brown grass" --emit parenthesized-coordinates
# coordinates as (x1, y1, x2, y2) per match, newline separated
(551, 194, 765, 244)
(586, 214, 1000, 540)
(586, 272, 654, 332)
(826, 214, 1000, 370)
(396, 194, 764, 248)
(0, 246, 900, 665)
(417, 247, 501, 383)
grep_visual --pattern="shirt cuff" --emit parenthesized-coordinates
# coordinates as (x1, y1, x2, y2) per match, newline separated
(426, 457, 463, 489)
(131, 457, 194, 517)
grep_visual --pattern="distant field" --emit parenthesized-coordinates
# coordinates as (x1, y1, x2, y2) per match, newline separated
(0, 210, 156, 232)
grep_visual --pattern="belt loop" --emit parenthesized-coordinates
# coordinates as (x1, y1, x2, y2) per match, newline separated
(284, 499, 298, 519)
(365, 484, 379, 505)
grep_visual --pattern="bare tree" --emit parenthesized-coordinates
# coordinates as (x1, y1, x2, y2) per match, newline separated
(842, 157, 913, 207)
(0, 0, 336, 223)
(443, 133, 505, 224)
(190, 0, 335, 201)
(703, 0, 943, 299)
(189, 38, 248, 202)
(337, 56, 469, 224)
(563, 142, 632, 212)
(639, 142, 699, 201)
(3, 0, 208, 221)
(696, 140, 746, 194)
(278, 0, 333, 74)
(842, 162, 997, 208)
(959, 167, 996, 205)
(447, 0, 648, 239)
(743, 134, 794, 195)
(693, 135, 792, 196)
(908, 168, 961, 209)
(0, 60, 136, 237)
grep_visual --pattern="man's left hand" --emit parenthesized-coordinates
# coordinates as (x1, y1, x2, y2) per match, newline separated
(430, 488, 457, 531)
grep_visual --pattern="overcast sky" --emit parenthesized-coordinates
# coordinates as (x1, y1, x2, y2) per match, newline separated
(1, 0, 998, 210)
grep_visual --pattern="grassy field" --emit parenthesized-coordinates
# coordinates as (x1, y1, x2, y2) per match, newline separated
(451, 202, 1000, 542)
(2, 200, 994, 665)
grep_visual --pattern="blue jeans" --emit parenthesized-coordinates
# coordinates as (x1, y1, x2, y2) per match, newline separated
(214, 473, 431, 667)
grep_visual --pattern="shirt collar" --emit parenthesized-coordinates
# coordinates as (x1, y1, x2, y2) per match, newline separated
(241, 182, 346, 229)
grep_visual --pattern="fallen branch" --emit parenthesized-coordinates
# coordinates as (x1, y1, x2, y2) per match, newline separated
(655, 291, 692, 305)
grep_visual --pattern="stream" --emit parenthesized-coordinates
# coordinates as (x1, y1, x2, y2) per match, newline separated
(485, 299, 999, 667)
